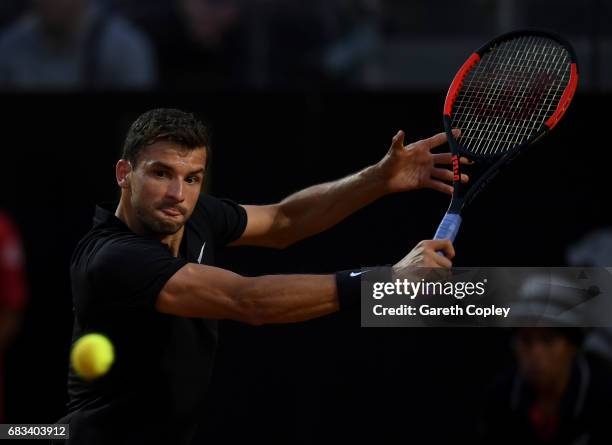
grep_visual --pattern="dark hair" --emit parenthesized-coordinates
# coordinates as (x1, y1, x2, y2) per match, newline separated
(122, 108, 210, 166)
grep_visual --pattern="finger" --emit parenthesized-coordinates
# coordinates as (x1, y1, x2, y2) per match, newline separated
(391, 130, 405, 151)
(432, 253, 453, 268)
(420, 129, 460, 150)
(431, 168, 469, 183)
(432, 153, 474, 165)
(425, 179, 454, 195)
(425, 239, 456, 259)
(423, 248, 452, 268)
(431, 167, 454, 182)
(418, 132, 448, 151)
(432, 152, 453, 164)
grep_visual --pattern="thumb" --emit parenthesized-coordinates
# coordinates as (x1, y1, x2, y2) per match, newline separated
(391, 130, 405, 151)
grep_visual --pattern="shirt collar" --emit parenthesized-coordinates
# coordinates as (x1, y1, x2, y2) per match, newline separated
(93, 202, 128, 230)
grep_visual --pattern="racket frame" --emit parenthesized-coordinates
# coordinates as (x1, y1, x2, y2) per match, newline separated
(441, 29, 579, 216)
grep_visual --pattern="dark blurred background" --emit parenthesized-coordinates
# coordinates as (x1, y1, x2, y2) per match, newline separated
(0, 0, 611, 444)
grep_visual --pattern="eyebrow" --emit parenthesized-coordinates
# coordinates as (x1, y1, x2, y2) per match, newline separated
(147, 161, 205, 176)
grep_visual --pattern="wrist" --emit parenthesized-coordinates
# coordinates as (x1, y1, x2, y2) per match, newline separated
(363, 163, 392, 197)
(335, 266, 393, 310)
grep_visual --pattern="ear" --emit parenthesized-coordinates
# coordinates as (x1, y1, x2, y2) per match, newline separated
(116, 159, 133, 189)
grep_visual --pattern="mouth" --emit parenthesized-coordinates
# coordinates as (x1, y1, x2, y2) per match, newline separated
(160, 207, 183, 217)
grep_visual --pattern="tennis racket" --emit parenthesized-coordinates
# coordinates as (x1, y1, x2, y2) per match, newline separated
(434, 30, 578, 248)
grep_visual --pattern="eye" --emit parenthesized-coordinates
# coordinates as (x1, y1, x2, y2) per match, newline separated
(154, 170, 167, 178)
(186, 176, 201, 184)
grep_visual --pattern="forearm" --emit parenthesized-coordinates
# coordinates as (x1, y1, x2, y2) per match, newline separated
(278, 164, 387, 244)
(235, 273, 338, 324)
(157, 264, 339, 324)
(237, 130, 461, 248)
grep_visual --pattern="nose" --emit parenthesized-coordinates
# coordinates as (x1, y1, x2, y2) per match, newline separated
(166, 177, 185, 203)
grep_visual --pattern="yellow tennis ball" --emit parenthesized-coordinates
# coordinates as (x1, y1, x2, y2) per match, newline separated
(70, 333, 114, 380)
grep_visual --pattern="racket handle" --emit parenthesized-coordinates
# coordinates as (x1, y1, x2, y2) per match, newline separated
(433, 212, 462, 255)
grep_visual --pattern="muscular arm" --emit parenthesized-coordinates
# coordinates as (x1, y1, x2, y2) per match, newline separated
(155, 239, 454, 325)
(156, 264, 338, 325)
(233, 164, 385, 248)
(232, 130, 467, 248)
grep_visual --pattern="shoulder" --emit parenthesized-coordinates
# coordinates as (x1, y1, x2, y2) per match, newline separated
(194, 193, 227, 214)
(186, 194, 221, 235)
(195, 194, 246, 216)
(189, 194, 247, 246)
(72, 226, 172, 276)
(70, 226, 188, 315)
(194, 194, 247, 227)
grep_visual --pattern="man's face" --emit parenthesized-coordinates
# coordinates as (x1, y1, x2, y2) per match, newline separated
(515, 328, 576, 390)
(126, 142, 206, 235)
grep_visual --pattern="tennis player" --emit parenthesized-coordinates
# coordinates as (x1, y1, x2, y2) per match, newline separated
(57, 108, 463, 444)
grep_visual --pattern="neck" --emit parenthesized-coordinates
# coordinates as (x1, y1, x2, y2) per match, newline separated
(115, 197, 184, 257)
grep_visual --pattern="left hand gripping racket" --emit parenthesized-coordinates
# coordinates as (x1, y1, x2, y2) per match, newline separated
(434, 30, 578, 248)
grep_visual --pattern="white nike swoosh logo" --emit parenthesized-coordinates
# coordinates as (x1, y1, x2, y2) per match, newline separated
(350, 270, 370, 277)
(197, 242, 206, 264)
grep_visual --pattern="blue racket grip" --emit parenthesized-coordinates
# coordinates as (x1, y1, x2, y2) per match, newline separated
(433, 212, 462, 255)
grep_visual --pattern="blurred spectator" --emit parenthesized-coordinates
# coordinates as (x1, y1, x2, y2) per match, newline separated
(250, 0, 380, 88)
(0, 0, 156, 90)
(566, 228, 612, 365)
(143, 0, 379, 90)
(152, 0, 248, 89)
(478, 271, 612, 444)
(566, 228, 612, 268)
(478, 328, 612, 445)
(0, 211, 27, 422)
(182, 0, 241, 50)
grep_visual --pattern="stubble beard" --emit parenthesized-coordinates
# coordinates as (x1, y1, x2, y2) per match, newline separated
(135, 203, 184, 235)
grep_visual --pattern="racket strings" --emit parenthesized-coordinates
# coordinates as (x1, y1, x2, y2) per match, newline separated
(458, 37, 565, 149)
(457, 38, 568, 154)
(451, 36, 571, 156)
(461, 38, 567, 153)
